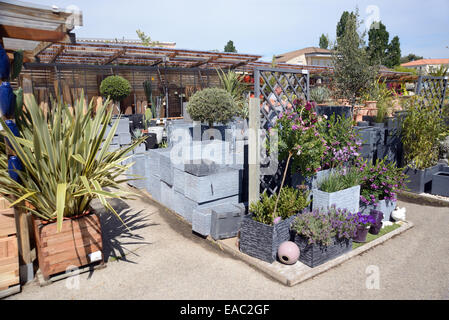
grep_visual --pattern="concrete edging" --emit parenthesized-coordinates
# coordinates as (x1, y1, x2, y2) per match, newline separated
(397, 190, 449, 207)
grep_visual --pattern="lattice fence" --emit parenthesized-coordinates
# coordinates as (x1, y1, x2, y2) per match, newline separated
(415, 75, 448, 108)
(253, 67, 309, 196)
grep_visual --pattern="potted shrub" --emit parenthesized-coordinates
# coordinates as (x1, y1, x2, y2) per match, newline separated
(0, 93, 145, 280)
(239, 186, 310, 263)
(352, 212, 376, 242)
(313, 166, 361, 214)
(358, 157, 407, 221)
(291, 206, 356, 267)
(100, 75, 131, 114)
(401, 96, 447, 193)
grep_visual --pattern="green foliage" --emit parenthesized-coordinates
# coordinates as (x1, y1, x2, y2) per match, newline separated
(362, 78, 394, 123)
(367, 21, 389, 65)
(250, 187, 310, 225)
(144, 107, 153, 128)
(11, 50, 23, 81)
(336, 11, 356, 40)
(186, 87, 238, 127)
(428, 64, 448, 77)
(385, 36, 401, 68)
(318, 167, 361, 193)
(319, 34, 329, 49)
(100, 75, 131, 102)
(136, 29, 159, 47)
(352, 223, 401, 249)
(393, 65, 417, 75)
(291, 206, 357, 246)
(216, 68, 250, 118)
(310, 86, 331, 104)
(400, 53, 423, 64)
(401, 97, 447, 169)
(0, 93, 146, 231)
(332, 9, 376, 105)
(224, 40, 237, 53)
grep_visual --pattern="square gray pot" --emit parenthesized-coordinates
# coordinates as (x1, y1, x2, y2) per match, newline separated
(173, 168, 186, 194)
(431, 170, 449, 197)
(404, 165, 440, 193)
(294, 235, 352, 268)
(291, 168, 332, 190)
(239, 214, 296, 263)
(147, 174, 161, 202)
(159, 152, 173, 186)
(312, 185, 360, 213)
(359, 199, 396, 221)
(160, 181, 174, 210)
(192, 207, 213, 236)
(210, 203, 245, 240)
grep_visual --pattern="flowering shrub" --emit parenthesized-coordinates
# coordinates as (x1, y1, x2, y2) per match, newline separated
(318, 114, 362, 169)
(273, 100, 326, 177)
(291, 206, 358, 246)
(358, 157, 407, 205)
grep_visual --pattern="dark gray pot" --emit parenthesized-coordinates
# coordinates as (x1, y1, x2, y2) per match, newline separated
(430, 167, 449, 197)
(291, 168, 332, 190)
(315, 105, 353, 120)
(404, 165, 441, 193)
(294, 235, 352, 268)
(239, 214, 296, 263)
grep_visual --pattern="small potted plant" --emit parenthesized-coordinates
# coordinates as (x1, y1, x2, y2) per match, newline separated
(358, 157, 407, 221)
(239, 186, 310, 263)
(313, 166, 361, 214)
(352, 212, 376, 242)
(291, 206, 356, 267)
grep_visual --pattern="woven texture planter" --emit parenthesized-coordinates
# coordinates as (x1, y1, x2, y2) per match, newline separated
(312, 185, 360, 213)
(294, 234, 352, 268)
(359, 199, 396, 222)
(239, 214, 296, 263)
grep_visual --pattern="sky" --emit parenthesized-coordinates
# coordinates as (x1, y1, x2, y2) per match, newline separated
(32, 0, 449, 61)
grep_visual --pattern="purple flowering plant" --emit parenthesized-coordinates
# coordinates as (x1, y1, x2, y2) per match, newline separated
(354, 212, 376, 228)
(291, 206, 358, 246)
(358, 157, 408, 206)
(317, 114, 362, 169)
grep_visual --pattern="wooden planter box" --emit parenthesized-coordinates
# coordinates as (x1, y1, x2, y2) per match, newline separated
(0, 207, 19, 293)
(32, 210, 104, 280)
(294, 234, 352, 268)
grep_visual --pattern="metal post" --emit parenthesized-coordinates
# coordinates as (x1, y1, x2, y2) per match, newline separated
(248, 97, 261, 205)
(416, 75, 423, 95)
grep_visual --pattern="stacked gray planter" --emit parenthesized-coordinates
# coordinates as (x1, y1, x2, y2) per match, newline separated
(404, 165, 441, 193)
(210, 203, 245, 240)
(359, 200, 396, 222)
(239, 214, 296, 263)
(430, 166, 449, 196)
(312, 185, 360, 214)
(291, 168, 332, 191)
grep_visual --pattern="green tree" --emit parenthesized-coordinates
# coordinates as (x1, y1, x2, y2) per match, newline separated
(400, 53, 423, 64)
(336, 11, 355, 40)
(136, 29, 159, 47)
(385, 36, 401, 68)
(224, 40, 237, 53)
(319, 34, 329, 49)
(332, 9, 376, 107)
(367, 21, 389, 65)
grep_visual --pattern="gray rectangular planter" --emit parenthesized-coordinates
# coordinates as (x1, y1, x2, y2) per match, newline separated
(184, 167, 239, 203)
(291, 168, 332, 190)
(404, 165, 441, 193)
(239, 214, 296, 263)
(160, 181, 174, 210)
(116, 118, 130, 134)
(294, 235, 352, 268)
(312, 185, 360, 213)
(355, 126, 376, 146)
(147, 148, 172, 178)
(192, 207, 213, 236)
(210, 203, 245, 240)
(159, 152, 173, 186)
(173, 191, 239, 223)
(173, 168, 186, 194)
(431, 170, 449, 197)
(133, 143, 146, 154)
(359, 199, 396, 221)
(129, 153, 147, 189)
(147, 175, 161, 202)
(118, 133, 131, 145)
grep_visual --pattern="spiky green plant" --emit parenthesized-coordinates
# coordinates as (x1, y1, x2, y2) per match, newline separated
(0, 92, 146, 231)
(216, 68, 250, 118)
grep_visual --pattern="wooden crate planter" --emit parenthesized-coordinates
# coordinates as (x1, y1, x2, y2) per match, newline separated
(0, 207, 20, 294)
(32, 211, 104, 280)
(294, 234, 353, 268)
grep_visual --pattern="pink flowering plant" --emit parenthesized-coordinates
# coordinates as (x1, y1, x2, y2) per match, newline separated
(317, 114, 362, 169)
(358, 157, 408, 206)
(274, 100, 327, 177)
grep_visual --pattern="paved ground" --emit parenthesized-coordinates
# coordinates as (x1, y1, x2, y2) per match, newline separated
(6, 192, 449, 300)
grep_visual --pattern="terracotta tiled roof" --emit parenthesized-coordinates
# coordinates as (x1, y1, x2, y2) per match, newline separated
(401, 58, 449, 67)
(275, 47, 332, 63)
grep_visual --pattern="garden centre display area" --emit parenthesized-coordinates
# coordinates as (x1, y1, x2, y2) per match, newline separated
(1, 35, 449, 294)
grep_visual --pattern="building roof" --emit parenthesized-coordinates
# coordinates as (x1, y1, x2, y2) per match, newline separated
(275, 47, 332, 63)
(401, 58, 449, 67)
(78, 38, 176, 48)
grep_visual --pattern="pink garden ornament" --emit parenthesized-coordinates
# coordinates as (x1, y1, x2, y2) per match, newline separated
(277, 241, 300, 265)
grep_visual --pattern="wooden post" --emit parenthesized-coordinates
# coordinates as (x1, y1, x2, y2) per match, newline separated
(248, 97, 260, 206)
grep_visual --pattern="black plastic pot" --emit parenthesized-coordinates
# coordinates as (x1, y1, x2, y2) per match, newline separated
(144, 132, 158, 150)
(315, 105, 353, 120)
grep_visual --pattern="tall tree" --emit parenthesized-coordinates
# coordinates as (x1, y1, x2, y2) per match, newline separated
(385, 36, 401, 68)
(224, 40, 237, 53)
(332, 9, 376, 106)
(319, 34, 329, 49)
(367, 21, 389, 65)
(336, 11, 355, 40)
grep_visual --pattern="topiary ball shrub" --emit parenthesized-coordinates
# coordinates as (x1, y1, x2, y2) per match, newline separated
(100, 75, 131, 102)
(186, 87, 237, 127)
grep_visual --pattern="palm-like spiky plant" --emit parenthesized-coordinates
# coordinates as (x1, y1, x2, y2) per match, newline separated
(0, 92, 146, 231)
(216, 68, 250, 118)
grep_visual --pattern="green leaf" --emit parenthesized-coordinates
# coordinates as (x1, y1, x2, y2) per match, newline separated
(56, 183, 67, 232)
